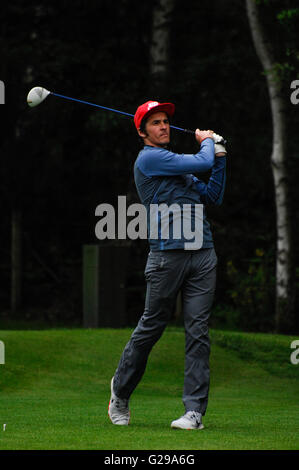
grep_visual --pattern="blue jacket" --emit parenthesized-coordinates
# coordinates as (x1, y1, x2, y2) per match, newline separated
(134, 138, 226, 251)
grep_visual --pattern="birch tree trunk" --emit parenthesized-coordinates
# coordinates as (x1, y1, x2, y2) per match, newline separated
(246, 0, 295, 332)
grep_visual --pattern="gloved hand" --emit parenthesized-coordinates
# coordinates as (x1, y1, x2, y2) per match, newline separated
(212, 132, 227, 154)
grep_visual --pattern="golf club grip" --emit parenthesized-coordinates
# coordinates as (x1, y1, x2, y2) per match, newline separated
(171, 126, 227, 145)
(170, 126, 195, 134)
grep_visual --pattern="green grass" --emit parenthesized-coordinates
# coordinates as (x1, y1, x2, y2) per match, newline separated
(0, 327, 298, 450)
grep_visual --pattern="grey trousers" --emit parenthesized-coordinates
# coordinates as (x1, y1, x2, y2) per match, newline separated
(113, 247, 217, 415)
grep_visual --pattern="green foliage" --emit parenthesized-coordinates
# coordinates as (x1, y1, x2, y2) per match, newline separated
(277, 8, 299, 23)
(260, 1, 299, 84)
(225, 248, 276, 331)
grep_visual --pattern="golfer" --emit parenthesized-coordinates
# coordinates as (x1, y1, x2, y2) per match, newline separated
(108, 100, 227, 429)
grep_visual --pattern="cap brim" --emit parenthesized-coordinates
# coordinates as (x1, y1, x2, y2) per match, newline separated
(143, 102, 175, 121)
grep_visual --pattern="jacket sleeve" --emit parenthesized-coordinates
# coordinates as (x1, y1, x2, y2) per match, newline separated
(191, 156, 226, 206)
(138, 138, 215, 176)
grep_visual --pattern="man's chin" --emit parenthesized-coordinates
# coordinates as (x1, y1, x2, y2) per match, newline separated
(159, 142, 170, 149)
(145, 137, 170, 148)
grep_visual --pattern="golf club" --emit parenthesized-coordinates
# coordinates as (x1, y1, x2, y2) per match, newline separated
(26, 86, 195, 134)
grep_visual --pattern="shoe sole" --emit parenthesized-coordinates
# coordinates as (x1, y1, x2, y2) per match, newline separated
(171, 423, 204, 430)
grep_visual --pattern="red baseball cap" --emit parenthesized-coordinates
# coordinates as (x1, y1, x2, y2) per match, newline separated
(134, 100, 175, 130)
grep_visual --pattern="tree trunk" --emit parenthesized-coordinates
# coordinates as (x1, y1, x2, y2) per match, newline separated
(246, 0, 295, 332)
(11, 209, 22, 313)
(150, 0, 174, 90)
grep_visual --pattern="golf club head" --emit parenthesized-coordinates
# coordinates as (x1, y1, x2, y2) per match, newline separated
(27, 86, 50, 107)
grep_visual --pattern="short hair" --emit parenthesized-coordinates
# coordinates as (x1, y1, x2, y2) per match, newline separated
(139, 117, 147, 135)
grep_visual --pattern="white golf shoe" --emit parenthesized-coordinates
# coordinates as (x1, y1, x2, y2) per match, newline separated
(108, 377, 130, 425)
(171, 411, 204, 430)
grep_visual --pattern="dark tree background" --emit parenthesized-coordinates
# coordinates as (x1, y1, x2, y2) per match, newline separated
(0, 0, 298, 332)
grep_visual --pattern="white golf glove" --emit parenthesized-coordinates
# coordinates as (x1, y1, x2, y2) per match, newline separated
(212, 132, 227, 154)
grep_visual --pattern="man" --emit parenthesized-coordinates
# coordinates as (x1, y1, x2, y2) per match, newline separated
(108, 100, 227, 430)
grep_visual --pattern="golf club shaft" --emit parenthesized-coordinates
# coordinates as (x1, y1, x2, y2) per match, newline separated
(51, 92, 195, 135)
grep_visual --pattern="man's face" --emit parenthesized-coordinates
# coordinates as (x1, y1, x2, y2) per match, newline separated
(138, 111, 170, 147)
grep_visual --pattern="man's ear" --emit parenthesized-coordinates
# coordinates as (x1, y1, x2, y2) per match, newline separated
(137, 128, 147, 139)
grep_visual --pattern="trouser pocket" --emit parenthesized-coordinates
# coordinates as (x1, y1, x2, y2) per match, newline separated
(144, 251, 166, 281)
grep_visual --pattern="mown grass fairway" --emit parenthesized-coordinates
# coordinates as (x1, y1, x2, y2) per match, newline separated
(0, 328, 298, 450)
